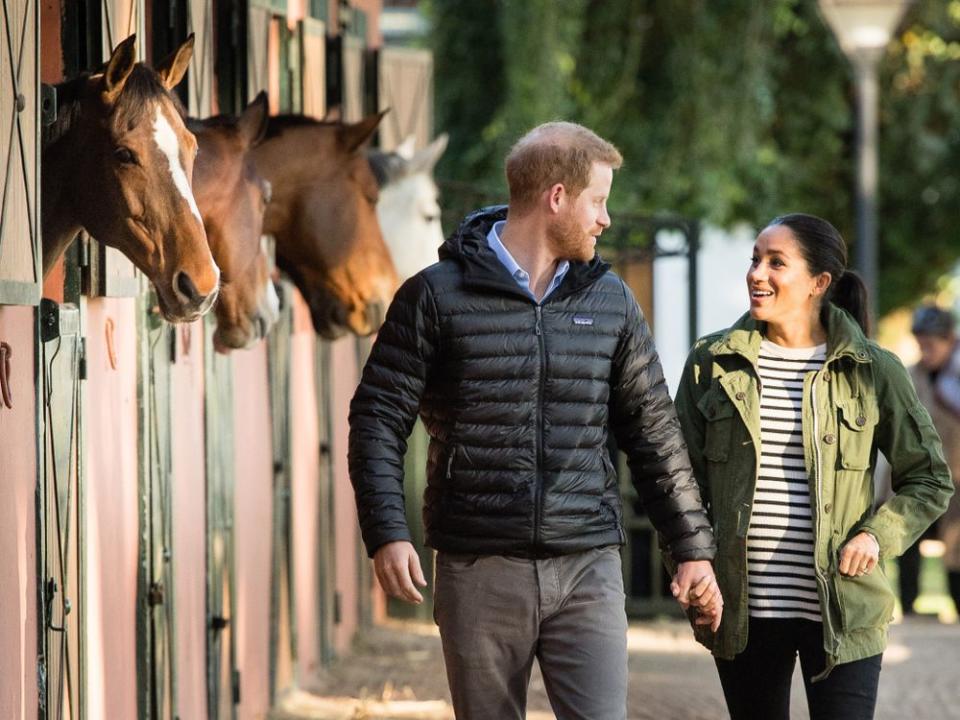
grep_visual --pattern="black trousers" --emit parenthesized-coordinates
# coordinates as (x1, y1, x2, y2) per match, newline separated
(715, 617, 882, 720)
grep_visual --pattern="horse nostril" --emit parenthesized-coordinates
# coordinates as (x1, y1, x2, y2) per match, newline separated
(175, 271, 201, 304)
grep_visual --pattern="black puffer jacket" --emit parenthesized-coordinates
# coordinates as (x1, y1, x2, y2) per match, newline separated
(348, 207, 715, 562)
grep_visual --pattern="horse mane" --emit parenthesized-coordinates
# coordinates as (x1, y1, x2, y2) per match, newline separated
(43, 73, 88, 149)
(43, 64, 172, 149)
(264, 114, 339, 140)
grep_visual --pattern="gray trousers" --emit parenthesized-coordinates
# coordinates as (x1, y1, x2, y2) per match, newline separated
(433, 546, 628, 720)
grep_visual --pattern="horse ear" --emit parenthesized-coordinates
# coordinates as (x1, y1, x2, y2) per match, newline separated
(410, 133, 449, 175)
(340, 110, 387, 153)
(395, 135, 416, 161)
(238, 91, 270, 148)
(102, 35, 138, 105)
(155, 34, 195, 91)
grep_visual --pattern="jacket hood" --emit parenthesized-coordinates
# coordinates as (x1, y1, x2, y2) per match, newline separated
(440, 205, 611, 299)
(712, 303, 872, 365)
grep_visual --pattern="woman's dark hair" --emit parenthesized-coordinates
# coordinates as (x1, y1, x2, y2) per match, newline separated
(766, 213, 870, 335)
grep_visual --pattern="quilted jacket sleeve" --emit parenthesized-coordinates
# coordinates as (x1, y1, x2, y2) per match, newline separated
(348, 273, 439, 557)
(609, 281, 716, 563)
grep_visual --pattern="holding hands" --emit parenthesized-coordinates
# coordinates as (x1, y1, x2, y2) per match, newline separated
(671, 560, 723, 632)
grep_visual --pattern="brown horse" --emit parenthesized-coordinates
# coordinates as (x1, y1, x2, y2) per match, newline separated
(187, 93, 279, 351)
(41, 35, 219, 322)
(251, 113, 398, 339)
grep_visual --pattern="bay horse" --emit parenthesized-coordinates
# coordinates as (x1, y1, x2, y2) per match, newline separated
(251, 113, 398, 339)
(187, 92, 280, 351)
(368, 134, 448, 282)
(41, 35, 219, 322)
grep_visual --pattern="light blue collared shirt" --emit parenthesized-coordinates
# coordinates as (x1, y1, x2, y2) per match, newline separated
(486, 221, 569, 303)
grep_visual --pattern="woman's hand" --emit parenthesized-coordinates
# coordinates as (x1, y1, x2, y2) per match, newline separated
(839, 531, 880, 577)
(672, 560, 723, 632)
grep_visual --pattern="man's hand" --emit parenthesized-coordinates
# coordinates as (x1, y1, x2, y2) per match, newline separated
(671, 559, 723, 632)
(373, 541, 427, 604)
(839, 532, 880, 577)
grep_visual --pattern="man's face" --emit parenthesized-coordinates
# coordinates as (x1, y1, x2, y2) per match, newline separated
(547, 161, 613, 262)
(915, 333, 955, 372)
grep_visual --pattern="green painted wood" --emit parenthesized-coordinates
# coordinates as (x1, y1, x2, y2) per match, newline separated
(267, 280, 295, 701)
(204, 314, 237, 720)
(138, 286, 178, 719)
(314, 338, 336, 666)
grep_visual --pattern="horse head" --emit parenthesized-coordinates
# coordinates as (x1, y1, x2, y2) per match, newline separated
(369, 133, 448, 282)
(253, 111, 399, 339)
(188, 92, 280, 352)
(41, 34, 219, 322)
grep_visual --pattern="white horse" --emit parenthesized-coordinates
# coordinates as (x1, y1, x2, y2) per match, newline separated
(369, 134, 448, 282)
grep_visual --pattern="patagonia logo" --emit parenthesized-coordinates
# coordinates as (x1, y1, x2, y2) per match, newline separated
(573, 316, 594, 326)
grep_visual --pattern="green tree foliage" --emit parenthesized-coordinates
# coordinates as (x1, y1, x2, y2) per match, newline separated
(428, 0, 960, 312)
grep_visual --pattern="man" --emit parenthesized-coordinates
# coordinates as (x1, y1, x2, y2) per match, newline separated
(902, 306, 960, 616)
(348, 122, 721, 719)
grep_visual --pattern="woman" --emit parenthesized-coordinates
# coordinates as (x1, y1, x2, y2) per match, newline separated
(674, 213, 953, 719)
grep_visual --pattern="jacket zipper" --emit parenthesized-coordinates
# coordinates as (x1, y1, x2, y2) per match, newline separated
(534, 304, 546, 547)
(810, 367, 837, 655)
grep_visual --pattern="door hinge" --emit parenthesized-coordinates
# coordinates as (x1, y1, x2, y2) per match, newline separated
(210, 614, 230, 632)
(334, 590, 342, 625)
(40, 84, 57, 126)
(232, 669, 241, 704)
(40, 299, 80, 342)
(147, 582, 164, 607)
(78, 337, 87, 381)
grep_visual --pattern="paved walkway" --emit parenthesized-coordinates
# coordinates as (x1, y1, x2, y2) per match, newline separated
(273, 617, 960, 720)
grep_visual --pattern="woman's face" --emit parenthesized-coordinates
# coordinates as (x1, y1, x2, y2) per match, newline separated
(746, 225, 829, 326)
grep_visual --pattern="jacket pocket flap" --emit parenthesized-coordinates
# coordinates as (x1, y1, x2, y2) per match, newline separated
(697, 389, 735, 421)
(837, 398, 879, 432)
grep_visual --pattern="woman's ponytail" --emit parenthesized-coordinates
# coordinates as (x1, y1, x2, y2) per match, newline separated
(827, 269, 870, 336)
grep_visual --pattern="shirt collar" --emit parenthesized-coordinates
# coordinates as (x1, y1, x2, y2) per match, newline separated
(486, 221, 570, 296)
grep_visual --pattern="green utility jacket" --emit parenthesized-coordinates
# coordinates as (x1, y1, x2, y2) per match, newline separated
(674, 304, 953, 673)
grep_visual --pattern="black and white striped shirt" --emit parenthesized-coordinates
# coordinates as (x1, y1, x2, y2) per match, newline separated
(747, 339, 826, 622)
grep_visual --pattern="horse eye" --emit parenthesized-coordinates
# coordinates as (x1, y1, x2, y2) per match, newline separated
(114, 146, 138, 165)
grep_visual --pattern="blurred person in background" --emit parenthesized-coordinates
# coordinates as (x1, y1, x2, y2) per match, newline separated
(906, 305, 960, 617)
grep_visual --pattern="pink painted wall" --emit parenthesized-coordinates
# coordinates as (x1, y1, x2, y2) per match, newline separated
(83, 297, 138, 720)
(289, 295, 322, 681)
(0, 306, 38, 720)
(330, 336, 361, 654)
(169, 320, 207, 719)
(232, 344, 273, 720)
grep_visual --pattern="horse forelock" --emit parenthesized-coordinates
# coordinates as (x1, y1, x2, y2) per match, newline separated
(111, 64, 171, 133)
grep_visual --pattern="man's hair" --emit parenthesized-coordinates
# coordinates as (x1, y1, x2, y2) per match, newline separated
(505, 122, 622, 212)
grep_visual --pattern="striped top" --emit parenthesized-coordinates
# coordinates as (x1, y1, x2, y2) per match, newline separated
(747, 339, 826, 622)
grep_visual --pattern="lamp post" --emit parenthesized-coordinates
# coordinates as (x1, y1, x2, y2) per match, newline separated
(818, 0, 913, 327)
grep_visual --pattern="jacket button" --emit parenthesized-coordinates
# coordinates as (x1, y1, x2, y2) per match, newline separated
(856, 415, 867, 427)
(735, 392, 745, 401)
(824, 503, 832, 514)
(823, 433, 836, 444)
